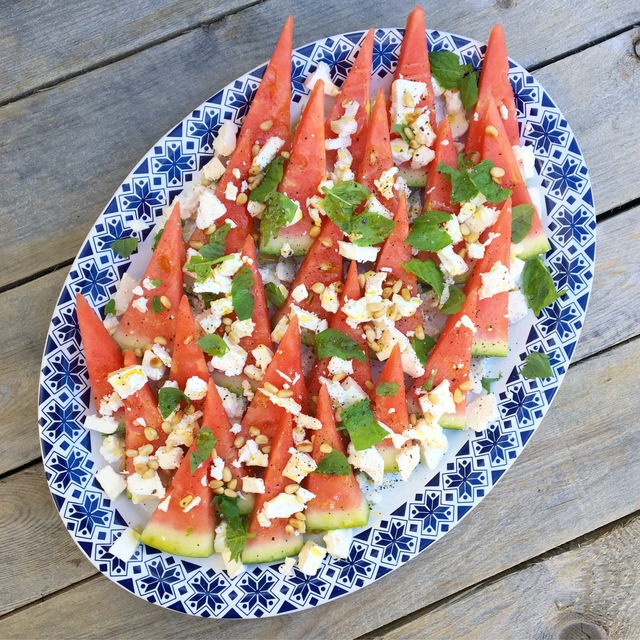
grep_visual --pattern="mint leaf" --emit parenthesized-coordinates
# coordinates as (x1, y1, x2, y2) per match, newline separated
(104, 299, 116, 316)
(522, 256, 567, 317)
(212, 495, 242, 530)
(340, 398, 388, 451)
(437, 161, 478, 203)
(351, 211, 396, 246)
(315, 449, 350, 476)
(468, 160, 512, 204)
(394, 123, 411, 143)
(199, 223, 231, 261)
(376, 382, 399, 397)
(151, 296, 164, 314)
(265, 282, 285, 309)
(150, 279, 162, 287)
(429, 51, 466, 89)
(189, 427, 218, 474)
(110, 237, 138, 259)
(249, 156, 285, 202)
(315, 328, 366, 362)
(406, 210, 453, 252)
(197, 334, 229, 358)
(421, 368, 438, 391)
(440, 286, 466, 314)
(412, 335, 436, 366)
(152, 227, 164, 251)
(211, 495, 255, 561)
(481, 374, 502, 393)
(402, 258, 444, 297)
(260, 191, 299, 240)
(460, 70, 479, 109)
(322, 180, 370, 233)
(231, 266, 254, 321)
(521, 352, 553, 379)
(511, 204, 535, 244)
(185, 253, 234, 282)
(158, 387, 190, 419)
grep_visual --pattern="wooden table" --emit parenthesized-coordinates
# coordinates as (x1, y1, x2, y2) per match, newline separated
(1, 1, 639, 637)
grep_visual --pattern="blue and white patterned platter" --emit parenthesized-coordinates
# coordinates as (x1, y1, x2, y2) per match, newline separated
(38, 28, 595, 618)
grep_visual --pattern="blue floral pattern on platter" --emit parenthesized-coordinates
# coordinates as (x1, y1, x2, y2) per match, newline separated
(38, 29, 595, 619)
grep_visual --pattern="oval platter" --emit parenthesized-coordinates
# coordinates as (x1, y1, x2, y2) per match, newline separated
(38, 27, 596, 618)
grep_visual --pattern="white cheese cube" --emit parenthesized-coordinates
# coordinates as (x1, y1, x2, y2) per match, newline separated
(466, 394, 499, 432)
(419, 423, 449, 469)
(242, 477, 265, 494)
(282, 449, 317, 483)
(288, 304, 328, 334)
(297, 540, 327, 576)
(419, 380, 456, 423)
(278, 557, 297, 575)
(411, 145, 436, 169)
(303, 60, 340, 96)
(319, 282, 340, 314)
(252, 136, 285, 170)
(338, 241, 379, 263)
(216, 385, 247, 420)
(155, 445, 183, 470)
(113, 274, 138, 316)
(84, 413, 120, 435)
(391, 138, 412, 164)
(109, 528, 139, 562)
(96, 466, 126, 501)
(141, 348, 166, 381)
(127, 471, 166, 503)
(100, 435, 125, 465)
(196, 188, 227, 230)
(508, 290, 529, 324)
(224, 181, 238, 202)
(327, 357, 354, 376)
(258, 493, 304, 527)
(390, 79, 427, 125)
(291, 284, 308, 303)
(437, 245, 469, 279)
(479, 261, 515, 300)
(374, 167, 399, 200)
(347, 443, 385, 484)
(108, 365, 147, 399)
(201, 156, 226, 182)
(208, 339, 248, 376)
(396, 445, 421, 481)
(238, 439, 269, 467)
(323, 529, 353, 559)
(212, 121, 238, 157)
(230, 318, 255, 339)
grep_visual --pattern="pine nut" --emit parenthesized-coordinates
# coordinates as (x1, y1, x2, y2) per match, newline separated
(459, 380, 475, 391)
(210, 479, 224, 489)
(171, 412, 182, 425)
(414, 325, 425, 340)
(263, 381, 279, 394)
(255, 434, 269, 445)
(227, 478, 238, 491)
(189, 240, 204, 250)
(210, 448, 218, 459)
(134, 463, 148, 475)
(453, 388, 464, 404)
(367, 302, 385, 313)
(249, 426, 261, 437)
(320, 443, 333, 454)
(409, 139, 420, 149)
(393, 279, 403, 294)
(358, 274, 366, 288)
(234, 436, 246, 449)
(179, 494, 193, 509)
(261, 445, 271, 454)
(490, 166, 505, 178)
(365, 380, 374, 390)
(285, 483, 300, 494)
(227, 330, 240, 345)
(249, 165, 262, 177)
(222, 466, 233, 483)
(369, 340, 381, 352)
(126, 449, 138, 458)
(222, 317, 233, 326)
(251, 144, 261, 157)
(183, 335, 193, 345)
(309, 225, 321, 238)
(154, 336, 167, 345)
(277, 388, 294, 398)
(382, 287, 393, 299)
(285, 524, 295, 536)
(214, 487, 225, 495)
(297, 443, 313, 453)
(485, 125, 499, 138)
(134, 347, 143, 358)
(236, 193, 248, 206)
(142, 468, 156, 480)
(332, 372, 347, 383)
(281, 151, 290, 159)
(149, 356, 163, 368)
(319, 236, 332, 247)
(224, 488, 237, 498)
(290, 518, 303, 530)
(401, 287, 411, 301)
(139, 444, 154, 456)
(144, 427, 158, 441)
(402, 91, 415, 108)
(460, 223, 470, 236)
(467, 232, 479, 244)
(311, 282, 325, 294)
(161, 421, 172, 434)
(160, 295, 172, 310)
(259, 119, 273, 131)
(409, 413, 418, 426)
(294, 512, 306, 521)
(186, 403, 195, 415)
(403, 126, 415, 140)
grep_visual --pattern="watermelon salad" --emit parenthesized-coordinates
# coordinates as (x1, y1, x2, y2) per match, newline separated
(80, 7, 565, 578)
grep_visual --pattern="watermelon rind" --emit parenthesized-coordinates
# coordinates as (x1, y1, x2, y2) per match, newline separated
(140, 522, 214, 558)
(305, 494, 370, 532)
(241, 532, 304, 564)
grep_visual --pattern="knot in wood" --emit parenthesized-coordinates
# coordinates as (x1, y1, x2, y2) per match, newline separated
(558, 621, 607, 640)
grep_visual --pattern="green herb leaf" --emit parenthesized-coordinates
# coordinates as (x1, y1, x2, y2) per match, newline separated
(376, 382, 399, 397)
(440, 286, 466, 314)
(260, 191, 299, 240)
(198, 223, 231, 261)
(158, 387, 190, 419)
(520, 352, 553, 379)
(152, 227, 164, 251)
(249, 156, 285, 202)
(468, 160, 512, 204)
(189, 427, 218, 474)
(511, 204, 535, 244)
(351, 211, 396, 246)
(151, 296, 164, 314)
(212, 495, 242, 530)
(150, 279, 162, 287)
(412, 335, 437, 366)
(481, 375, 502, 393)
(340, 398, 388, 451)
(225, 520, 255, 561)
(211, 495, 255, 561)
(406, 210, 453, 252)
(185, 253, 233, 283)
(421, 368, 438, 391)
(402, 258, 444, 297)
(231, 266, 255, 321)
(315, 449, 351, 476)
(437, 161, 479, 204)
(393, 123, 411, 143)
(428, 51, 466, 89)
(197, 334, 229, 358)
(322, 180, 370, 233)
(522, 256, 567, 317)
(110, 237, 139, 259)
(104, 299, 116, 316)
(265, 282, 285, 309)
(315, 328, 366, 362)
(460, 70, 479, 109)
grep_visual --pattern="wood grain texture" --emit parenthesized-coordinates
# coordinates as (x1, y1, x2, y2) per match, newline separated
(2, 336, 638, 636)
(0, 8, 638, 288)
(374, 516, 640, 640)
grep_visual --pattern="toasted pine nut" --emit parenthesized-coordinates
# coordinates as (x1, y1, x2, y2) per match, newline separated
(259, 119, 273, 131)
(236, 193, 248, 206)
(179, 494, 193, 509)
(319, 236, 332, 248)
(311, 282, 325, 294)
(144, 427, 158, 441)
(459, 380, 475, 391)
(263, 381, 278, 394)
(320, 443, 333, 454)
(222, 466, 233, 483)
(309, 225, 321, 238)
(285, 483, 300, 494)
(210, 479, 224, 489)
(227, 478, 238, 491)
(224, 488, 237, 498)
(414, 325, 425, 340)
(285, 524, 295, 536)
(142, 468, 156, 480)
(485, 125, 499, 138)
(277, 388, 294, 398)
(255, 434, 269, 445)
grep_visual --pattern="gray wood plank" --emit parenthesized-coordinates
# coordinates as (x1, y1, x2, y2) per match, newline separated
(374, 516, 640, 640)
(0, 11, 638, 288)
(1, 336, 638, 634)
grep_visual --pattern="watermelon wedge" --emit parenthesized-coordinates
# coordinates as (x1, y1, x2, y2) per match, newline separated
(424, 118, 459, 215)
(305, 384, 370, 530)
(325, 29, 373, 172)
(261, 79, 326, 256)
(114, 202, 184, 350)
(242, 412, 304, 564)
(76, 293, 124, 414)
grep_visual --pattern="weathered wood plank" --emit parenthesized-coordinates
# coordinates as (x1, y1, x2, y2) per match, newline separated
(2, 336, 638, 635)
(374, 516, 640, 640)
(0, 11, 638, 288)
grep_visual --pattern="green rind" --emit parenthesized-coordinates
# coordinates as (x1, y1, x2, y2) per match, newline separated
(439, 412, 466, 430)
(140, 522, 215, 558)
(113, 334, 152, 351)
(518, 232, 551, 261)
(305, 496, 370, 532)
(377, 441, 400, 473)
(259, 232, 312, 256)
(398, 166, 427, 188)
(241, 533, 304, 564)
(471, 339, 508, 358)
(210, 372, 258, 396)
(237, 494, 255, 516)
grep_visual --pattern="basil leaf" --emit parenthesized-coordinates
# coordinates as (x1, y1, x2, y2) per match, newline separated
(104, 299, 116, 316)
(340, 398, 388, 451)
(322, 180, 370, 233)
(460, 70, 479, 110)
(110, 237, 139, 259)
(151, 296, 164, 314)
(249, 156, 285, 202)
(428, 51, 465, 89)
(521, 352, 553, 379)
(197, 334, 229, 357)
(421, 368, 438, 391)
(315, 449, 351, 476)
(260, 191, 299, 240)
(522, 256, 567, 317)
(437, 161, 478, 204)
(511, 204, 535, 244)
(351, 211, 396, 246)
(189, 427, 218, 474)
(406, 210, 453, 252)
(402, 258, 444, 297)
(198, 223, 231, 260)
(481, 375, 502, 393)
(315, 328, 366, 362)
(393, 123, 411, 143)
(412, 335, 436, 366)
(440, 286, 466, 314)
(231, 266, 255, 321)
(376, 382, 399, 397)
(158, 387, 190, 419)
(265, 282, 285, 308)
(468, 160, 512, 204)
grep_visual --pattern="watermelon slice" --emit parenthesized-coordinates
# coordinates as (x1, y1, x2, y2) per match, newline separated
(480, 96, 550, 259)
(305, 384, 370, 530)
(424, 118, 459, 215)
(325, 29, 373, 171)
(241, 315, 308, 443)
(114, 203, 184, 350)
(407, 287, 478, 428)
(307, 261, 372, 400)
(372, 344, 411, 472)
(466, 23, 519, 154)
(242, 412, 304, 564)
(76, 293, 124, 414)
(466, 198, 512, 357)
(261, 79, 326, 256)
